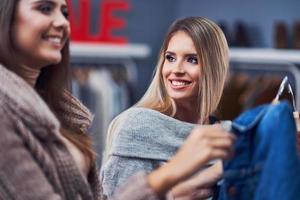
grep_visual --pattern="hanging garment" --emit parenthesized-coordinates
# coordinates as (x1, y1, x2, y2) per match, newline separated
(217, 101, 300, 200)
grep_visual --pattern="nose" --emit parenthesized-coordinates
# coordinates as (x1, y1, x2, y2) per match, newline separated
(172, 60, 185, 74)
(53, 12, 70, 30)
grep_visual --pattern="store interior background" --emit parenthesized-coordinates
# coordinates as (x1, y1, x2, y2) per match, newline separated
(69, 0, 300, 165)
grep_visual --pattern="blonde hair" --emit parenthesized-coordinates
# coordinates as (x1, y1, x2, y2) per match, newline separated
(103, 17, 229, 163)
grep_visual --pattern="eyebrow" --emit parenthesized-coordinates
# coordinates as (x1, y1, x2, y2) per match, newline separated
(165, 51, 197, 57)
(165, 51, 175, 55)
(32, 0, 53, 4)
(31, 0, 67, 8)
(185, 53, 198, 57)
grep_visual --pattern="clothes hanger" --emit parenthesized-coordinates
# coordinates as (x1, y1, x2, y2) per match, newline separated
(272, 76, 300, 132)
(272, 76, 288, 104)
(288, 83, 300, 132)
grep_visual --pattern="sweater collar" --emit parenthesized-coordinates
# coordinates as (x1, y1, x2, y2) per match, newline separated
(0, 64, 60, 139)
(111, 107, 197, 161)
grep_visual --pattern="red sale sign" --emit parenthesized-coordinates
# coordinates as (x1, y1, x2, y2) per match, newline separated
(67, 0, 130, 44)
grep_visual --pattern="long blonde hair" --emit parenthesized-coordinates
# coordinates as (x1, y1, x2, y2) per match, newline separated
(103, 17, 229, 163)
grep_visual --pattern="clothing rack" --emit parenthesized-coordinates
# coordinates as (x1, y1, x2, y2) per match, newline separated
(229, 60, 300, 109)
(69, 42, 151, 166)
(218, 56, 300, 120)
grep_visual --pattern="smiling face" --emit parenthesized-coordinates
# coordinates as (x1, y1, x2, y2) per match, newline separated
(12, 0, 70, 69)
(162, 30, 201, 106)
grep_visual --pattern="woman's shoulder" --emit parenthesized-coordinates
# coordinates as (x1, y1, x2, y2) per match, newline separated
(108, 107, 166, 135)
(0, 64, 60, 127)
(0, 64, 18, 106)
(0, 65, 47, 122)
(116, 107, 171, 123)
(110, 106, 196, 159)
(119, 107, 159, 119)
(115, 106, 196, 130)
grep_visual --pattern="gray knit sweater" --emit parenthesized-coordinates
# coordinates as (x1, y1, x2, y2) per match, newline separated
(101, 107, 197, 198)
(0, 64, 161, 200)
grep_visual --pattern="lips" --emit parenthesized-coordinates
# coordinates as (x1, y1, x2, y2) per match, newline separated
(169, 79, 192, 89)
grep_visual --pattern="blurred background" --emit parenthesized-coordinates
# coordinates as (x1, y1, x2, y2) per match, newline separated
(67, 0, 300, 165)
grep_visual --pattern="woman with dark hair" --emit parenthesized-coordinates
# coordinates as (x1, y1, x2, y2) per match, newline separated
(0, 0, 234, 199)
(0, 0, 99, 199)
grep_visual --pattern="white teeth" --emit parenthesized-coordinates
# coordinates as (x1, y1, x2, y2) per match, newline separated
(46, 37, 61, 44)
(172, 80, 190, 86)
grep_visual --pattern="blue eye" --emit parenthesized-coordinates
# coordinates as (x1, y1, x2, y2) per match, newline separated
(187, 56, 198, 64)
(165, 54, 175, 62)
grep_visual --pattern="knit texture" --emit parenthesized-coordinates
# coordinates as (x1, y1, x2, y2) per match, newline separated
(101, 107, 196, 197)
(58, 90, 94, 134)
(111, 172, 160, 200)
(0, 64, 166, 200)
(0, 64, 99, 200)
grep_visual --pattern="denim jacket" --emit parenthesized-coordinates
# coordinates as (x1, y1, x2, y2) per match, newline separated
(217, 101, 300, 200)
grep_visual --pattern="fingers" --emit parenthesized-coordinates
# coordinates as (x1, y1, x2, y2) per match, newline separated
(170, 161, 222, 197)
(209, 137, 235, 148)
(192, 124, 236, 140)
(208, 137, 235, 160)
(193, 161, 223, 188)
(190, 188, 213, 199)
(172, 188, 213, 200)
(190, 125, 236, 162)
(159, 124, 236, 189)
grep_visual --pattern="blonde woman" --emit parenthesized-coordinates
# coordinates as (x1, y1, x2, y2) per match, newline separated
(0, 1, 235, 199)
(101, 16, 232, 199)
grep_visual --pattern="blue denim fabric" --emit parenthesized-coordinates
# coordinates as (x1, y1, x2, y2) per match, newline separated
(217, 101, 300, 200)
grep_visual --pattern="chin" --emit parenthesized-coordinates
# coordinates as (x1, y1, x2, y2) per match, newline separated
(43, 54, 62, 65)
(168, 91, 192, 100)
(168, 92, 197, 104)
(52, 58, 62, 64)
(169, 95, 191, 102)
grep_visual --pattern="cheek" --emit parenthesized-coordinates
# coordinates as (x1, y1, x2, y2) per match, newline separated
(161, 66, 169, 87)
(13, 20, 39, 44)
(161, 68, 167, 79)
(162, 63, 171, 78)
(12, 28, 28, 52)
(190, 68, 201, 83)
(12, 20, 23, 47)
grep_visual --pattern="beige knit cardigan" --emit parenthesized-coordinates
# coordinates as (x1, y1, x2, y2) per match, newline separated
(0, 63, 103, 199)
(0, 64, 161, 200)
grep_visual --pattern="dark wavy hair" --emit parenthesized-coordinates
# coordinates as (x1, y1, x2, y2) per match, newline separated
(0, 0, 95, 164)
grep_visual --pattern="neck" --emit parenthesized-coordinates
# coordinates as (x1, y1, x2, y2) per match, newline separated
(19, 64, 40, 87)
(174, 102, 200, 124)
